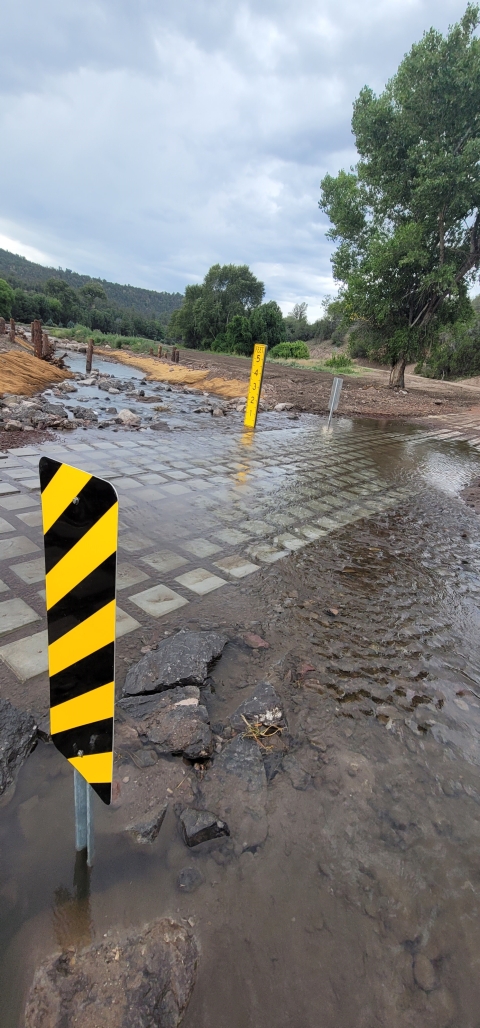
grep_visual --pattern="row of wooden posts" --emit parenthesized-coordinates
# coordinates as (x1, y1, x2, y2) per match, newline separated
(151, 345, 180, 362)
(0, 316, 16, 342)
(0, 315, 181, 366)
(0, 316, 52, 358)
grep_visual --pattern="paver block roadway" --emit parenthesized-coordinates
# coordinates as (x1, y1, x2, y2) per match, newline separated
(0, 417, 474, 683)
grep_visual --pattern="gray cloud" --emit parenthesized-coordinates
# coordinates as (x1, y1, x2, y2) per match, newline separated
(0, 0, 468, 316)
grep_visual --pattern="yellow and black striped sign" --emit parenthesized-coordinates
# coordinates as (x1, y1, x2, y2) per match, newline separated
(39, 457, 118, 805)
(244, 343, 267, 429)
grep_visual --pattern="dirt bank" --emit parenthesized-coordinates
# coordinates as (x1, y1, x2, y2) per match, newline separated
(166, 348, 480, 420)
(0, 353, 73, 397)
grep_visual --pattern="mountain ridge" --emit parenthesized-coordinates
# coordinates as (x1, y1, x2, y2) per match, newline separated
(0, 248, 183, 322)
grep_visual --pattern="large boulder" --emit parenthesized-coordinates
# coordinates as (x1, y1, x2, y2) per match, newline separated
(0, 698, 37, 796)
(24, 918, 198, 1028)
(123, 630, 228, 697)
(119, 686, 213, 759)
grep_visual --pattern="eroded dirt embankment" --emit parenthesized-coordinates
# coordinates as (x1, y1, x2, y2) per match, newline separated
(97, 349, 249, 400)
(0, 352, 73, 396)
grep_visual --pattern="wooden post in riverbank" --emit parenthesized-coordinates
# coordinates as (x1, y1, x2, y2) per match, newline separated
(32, 320, 42, 359)
(9, 318, 15, 343)
(0, 318, 5, 335)
(86, 340, 94, 374)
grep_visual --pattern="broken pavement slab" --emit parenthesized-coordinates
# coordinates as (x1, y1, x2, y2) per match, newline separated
(122, 629, 228, 696)
(229, 681, 286, 732)
(126, 802, 168, 844)
(179, 807, 230, 847)
(119, 686, 213, 759)
(0, 697, 37, 796)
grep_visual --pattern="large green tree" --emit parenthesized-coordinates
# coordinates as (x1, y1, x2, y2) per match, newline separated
(320, 4, 480, 387)
(169, 263, 265, 349)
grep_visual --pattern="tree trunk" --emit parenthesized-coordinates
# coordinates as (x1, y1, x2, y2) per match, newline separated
(389, 357, 407, 389)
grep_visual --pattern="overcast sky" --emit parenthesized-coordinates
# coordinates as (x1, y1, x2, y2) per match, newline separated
(0, 0, 469, 317)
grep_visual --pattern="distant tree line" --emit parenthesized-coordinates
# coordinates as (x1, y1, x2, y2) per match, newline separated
(0, 248, 183, 322)
(0, 276, 164, 340)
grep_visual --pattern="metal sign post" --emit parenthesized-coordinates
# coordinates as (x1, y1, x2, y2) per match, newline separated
(40, 457, 118, 865)
(244, 343, 267, 429)
(74, 769, 94, 866)
(327, 376, 343, 428)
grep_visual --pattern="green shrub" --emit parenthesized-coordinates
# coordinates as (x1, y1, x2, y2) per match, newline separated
(268, 340, 310, 360)
(324, 353, 353, 369)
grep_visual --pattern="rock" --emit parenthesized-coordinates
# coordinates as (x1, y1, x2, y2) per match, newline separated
(119, 686, 213, 759)
(282, 754, 312, 791)
(230, 681, 286, 732)
(117, 408, 140, 426)
(151, 420, 170, 431)
(263, 752, 284, 782)
(132, 747, 158, 767)
(109, 387, 121, 394)
(123, 629, 228, 696)
(73, 407, 98, 421)
(43, 403, 67, 417)
(201, 735, 267, 851)
(212, 407, 226, 417)
(104, 406, 118, 414)
(126, 803, 168, 843)
(243, 632, 269, 649)
(0, 698, 37, 796)
(4, 420, 23, 431)
(274, 402, 294, 411)
(179, 807, 230, 847)
(413, 953, 437, 992)
(177, 866, 204, 893)
(24, 918, 198, 1028)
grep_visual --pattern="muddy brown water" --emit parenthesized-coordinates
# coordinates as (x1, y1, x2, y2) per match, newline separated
(2, 363, 480, 1025)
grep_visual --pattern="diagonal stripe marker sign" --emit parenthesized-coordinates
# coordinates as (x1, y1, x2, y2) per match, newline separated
(39, 457, 118, 806)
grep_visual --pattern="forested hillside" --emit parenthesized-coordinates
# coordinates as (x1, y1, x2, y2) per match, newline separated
(0, 249, 183, 322)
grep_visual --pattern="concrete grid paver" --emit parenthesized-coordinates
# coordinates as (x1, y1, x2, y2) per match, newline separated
(0, 416, 475, 683)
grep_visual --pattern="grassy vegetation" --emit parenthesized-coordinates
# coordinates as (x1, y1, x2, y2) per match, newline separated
(49, 325, 163, 354)
(324, 353, 353, 370)
(266, 357, 360, 374)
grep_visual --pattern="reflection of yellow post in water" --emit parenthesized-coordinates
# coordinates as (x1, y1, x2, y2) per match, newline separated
(240, 430, 254, 449)
(244, 344, 267, 429)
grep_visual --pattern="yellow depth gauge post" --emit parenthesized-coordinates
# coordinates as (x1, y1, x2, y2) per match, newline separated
(40, 457, 118, 862)
(244, 343, 267, 429)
